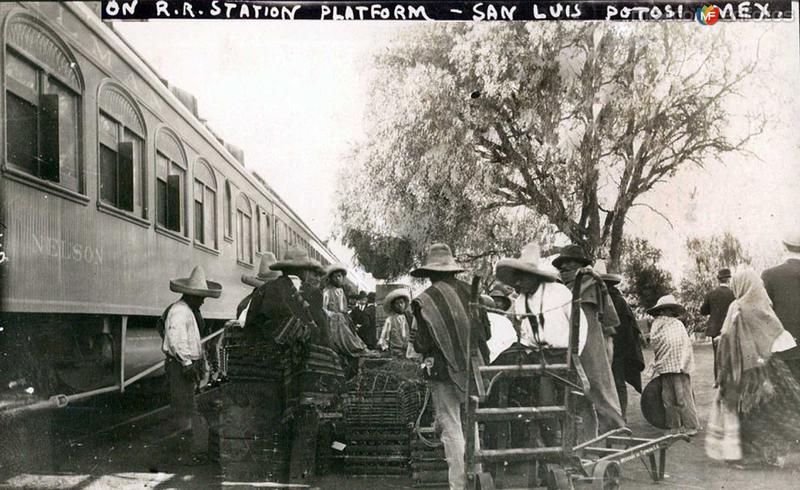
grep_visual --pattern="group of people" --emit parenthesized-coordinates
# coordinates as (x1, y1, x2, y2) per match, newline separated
(156, 231, 800, 484)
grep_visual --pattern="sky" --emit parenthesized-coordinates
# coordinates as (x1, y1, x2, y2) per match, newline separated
(114, 17, 800, 287)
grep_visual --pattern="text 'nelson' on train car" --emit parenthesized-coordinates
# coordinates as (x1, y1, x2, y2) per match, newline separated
(0, 1, 364, 415)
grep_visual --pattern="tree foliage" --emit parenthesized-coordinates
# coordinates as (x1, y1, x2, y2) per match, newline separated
(336, 23, 761, 277)
(678, 232, 751, 333)
(620, 237, 673, 309)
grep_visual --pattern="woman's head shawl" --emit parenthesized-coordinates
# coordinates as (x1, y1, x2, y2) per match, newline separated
(718, 267, 787, 389)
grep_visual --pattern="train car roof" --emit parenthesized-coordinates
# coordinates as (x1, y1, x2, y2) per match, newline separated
(71, 3, 338, 260)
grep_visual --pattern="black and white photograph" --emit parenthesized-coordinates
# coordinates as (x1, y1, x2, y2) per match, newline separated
(0, 1, 799, 489)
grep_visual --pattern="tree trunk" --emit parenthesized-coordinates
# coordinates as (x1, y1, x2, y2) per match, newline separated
(607, 208, 629, 273)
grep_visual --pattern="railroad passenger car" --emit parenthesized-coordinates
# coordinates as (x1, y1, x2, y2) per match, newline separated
(0, 2, 364, 402)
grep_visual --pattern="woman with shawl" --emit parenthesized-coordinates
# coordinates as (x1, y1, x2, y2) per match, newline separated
(705, 267, 800, 467)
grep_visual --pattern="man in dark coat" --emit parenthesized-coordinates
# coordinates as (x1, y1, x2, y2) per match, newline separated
(700, 268, 735, 379)
(412, 243, 490, 490)
(358, 292, 378, 349)
(602, 271, 644, 420)
(762, 233, 800, 381)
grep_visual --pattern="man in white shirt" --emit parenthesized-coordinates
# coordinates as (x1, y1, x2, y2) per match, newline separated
(162, 265, 222, 465)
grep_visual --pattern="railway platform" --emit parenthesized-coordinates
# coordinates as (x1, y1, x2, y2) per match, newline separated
(2, 345, 800, 489)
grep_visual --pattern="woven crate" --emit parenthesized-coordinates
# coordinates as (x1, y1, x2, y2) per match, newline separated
(342, 371, 424, 426)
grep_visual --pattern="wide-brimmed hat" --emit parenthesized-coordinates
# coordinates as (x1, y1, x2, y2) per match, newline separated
(783, 231, 800, 251)
(717, 268, 732, 280)
(170, 265, 222, 298)
(383, 288, 411, 313)
(270, 245, 324, 274)
(552, 244, 593, 270)
(326, 262, 348, 278)
(496, 243, 560, 284)
(410, 243, 465, 277)
(647, 294, 686, 316)
(595, 260, 623, 285)
(242, 252, 282, 287)
(641, 376, 668, 430)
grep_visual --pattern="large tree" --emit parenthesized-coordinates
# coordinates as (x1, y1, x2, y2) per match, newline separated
(337, 23, 761, 275)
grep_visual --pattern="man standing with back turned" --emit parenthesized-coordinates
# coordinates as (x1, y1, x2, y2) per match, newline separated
(700, 268, 735, 379)
(762, 232, 800, 382)
(412, 243, 490, 490)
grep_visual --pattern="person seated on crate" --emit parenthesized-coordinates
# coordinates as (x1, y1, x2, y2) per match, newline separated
(493, 243, 588, 448)
(322, 263, 370, 357)
(243, 245, 329, 347)
(411, 243, 491, 490)
(378, 288, 415, 358)
(552, 244, 626, 436)
(485, 284, 518, 363)
(161, 265, 222, 465)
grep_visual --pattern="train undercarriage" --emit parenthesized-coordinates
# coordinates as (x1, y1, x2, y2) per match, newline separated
(0, 313, 227, 415)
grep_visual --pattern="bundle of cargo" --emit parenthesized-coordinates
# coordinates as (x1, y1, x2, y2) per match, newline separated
(333, 424, 411, 477)
(410, 428, 448, 488)
(342, 360, 424, 426)
(212, 378, 290, 482)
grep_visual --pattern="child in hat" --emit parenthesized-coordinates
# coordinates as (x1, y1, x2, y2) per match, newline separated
(645, 295, 700, 435)
(378, 288, 414, 358)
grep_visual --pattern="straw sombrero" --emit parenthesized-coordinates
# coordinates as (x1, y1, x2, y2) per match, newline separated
(783, 230, 800, 251)
(552, 244, 593, 270)
(410, 243, 465, 277)
(326, 263, 348, 278)
(242, 252, 282, 288)
(383, 288, 411, 313)
(479, 294, 496, 309)
(270, 245, 324, 274)
(496, 243, 560, 284)
(595, 260, 623, 285)
(170, 265, 222, 298)
(647, 294, 686, 316)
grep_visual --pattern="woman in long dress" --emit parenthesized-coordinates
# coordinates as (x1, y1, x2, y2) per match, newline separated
(706, 267, 800, 467)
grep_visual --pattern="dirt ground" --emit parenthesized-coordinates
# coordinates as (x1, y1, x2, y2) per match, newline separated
(3, 343, 800, 489)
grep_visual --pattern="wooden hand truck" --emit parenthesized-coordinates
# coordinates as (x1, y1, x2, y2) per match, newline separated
(465, 273, 689, 490)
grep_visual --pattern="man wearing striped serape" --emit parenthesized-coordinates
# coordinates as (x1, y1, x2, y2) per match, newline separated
(412, 243, 490, 490)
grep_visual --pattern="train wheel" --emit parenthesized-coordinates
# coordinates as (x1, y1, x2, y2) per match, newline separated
(592, 460, 621, 490)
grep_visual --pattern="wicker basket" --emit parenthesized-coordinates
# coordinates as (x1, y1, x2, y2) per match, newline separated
(342, 371, 424, 426)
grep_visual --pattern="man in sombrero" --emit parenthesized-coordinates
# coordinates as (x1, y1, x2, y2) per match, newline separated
(232, 253, 282, 326)
(162, 265, 222, 464)
(243, 245, 328, 345)
(494, 243, 588, 448)
(552, 244, 625, 435)
(411, 243, 490, 490)
(598, 264, 644, 420)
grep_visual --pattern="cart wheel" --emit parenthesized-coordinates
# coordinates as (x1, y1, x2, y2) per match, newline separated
(477, 472, 496, 490)
(592, 460, 621, 490)
(546, 464, 572, 490)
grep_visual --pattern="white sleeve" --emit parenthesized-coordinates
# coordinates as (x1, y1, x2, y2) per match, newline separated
(164, 306, 195, 365)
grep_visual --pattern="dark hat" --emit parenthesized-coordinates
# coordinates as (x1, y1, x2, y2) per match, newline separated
(552, 244, 593, 270)
(641, 375, 668, 430)
(717, 268, 732, 280)
(410, 243, 465, 277)
(367, 292, 376, 302)
(242, 252, 282, 287)
(170, 266, 222, 298)
(357, 290, 367, 300)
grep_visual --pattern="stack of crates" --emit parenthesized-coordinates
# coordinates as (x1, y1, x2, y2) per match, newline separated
(410, 428, 449, 488)
(214, 339, 289, 482)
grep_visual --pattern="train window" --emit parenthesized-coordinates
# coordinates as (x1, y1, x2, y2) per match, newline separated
(155, 129, 187, 237)
(4, 29, 82, 194)
(223, 181, 233, 240)
(236, 194, 253, 264)
(97, 84, 146, 217)
(256, 207, 270, 254)
(193, 160, 217, 249)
